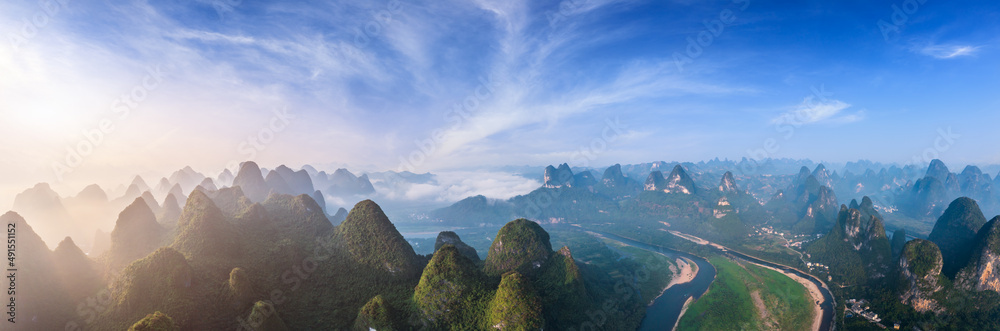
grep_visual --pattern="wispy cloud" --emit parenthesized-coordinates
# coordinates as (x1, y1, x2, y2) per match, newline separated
(918, 44, 980, 59)
(772, 99, 864, 125)
(421, 0, 749, 166)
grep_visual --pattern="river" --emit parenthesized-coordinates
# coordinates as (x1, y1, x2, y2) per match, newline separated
(591, 230, 835, 331)
(590, 231, 717, 331)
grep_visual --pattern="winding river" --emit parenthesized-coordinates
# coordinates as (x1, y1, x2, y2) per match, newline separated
(591, 230, 835, 331)
(591, 231, 716, 331)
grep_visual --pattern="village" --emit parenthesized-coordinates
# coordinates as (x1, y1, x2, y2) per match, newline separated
(846, 299, 902, 329)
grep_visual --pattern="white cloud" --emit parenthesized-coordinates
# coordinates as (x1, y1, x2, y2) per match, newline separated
(918, 44, 980, 59)
(372, 171, 541, 203)
(772, 98, 863, 126)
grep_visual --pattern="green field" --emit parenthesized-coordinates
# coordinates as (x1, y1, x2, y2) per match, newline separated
(676, 255, 816, 331)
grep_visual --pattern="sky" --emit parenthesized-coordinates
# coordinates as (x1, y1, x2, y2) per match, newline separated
(1, 0, 1000, 205)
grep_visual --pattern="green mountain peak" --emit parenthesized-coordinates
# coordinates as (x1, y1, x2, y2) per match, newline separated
(353, 295, 397, 331)
(336, 200, 418, 276)
(929, 197, 988, 278)
(484, 219, 553, 277)
(414, 244, 488, 327)
(487, 272, 544, 330)
(171, 190, 241, 259)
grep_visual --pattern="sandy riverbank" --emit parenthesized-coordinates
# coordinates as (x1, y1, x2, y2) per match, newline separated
(753, 263, 824, 331)
(667, 257, 698, 290)
(649, 257, 698, 305)
(672, 296, 695, 331)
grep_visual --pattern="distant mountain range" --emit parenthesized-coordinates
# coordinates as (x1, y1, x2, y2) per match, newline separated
(11, 157, 998, 251)
(428, 159, 1000, 237)
(433, 162, 840, 237)
(7, 161, 386, 250)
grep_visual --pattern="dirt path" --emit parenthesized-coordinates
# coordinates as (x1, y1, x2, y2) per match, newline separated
(751, 290, 777, 330)
(778, 234, 809, 267)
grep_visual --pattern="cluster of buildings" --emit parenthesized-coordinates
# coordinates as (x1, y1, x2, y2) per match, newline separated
(846, 299, 889, 329)
(747, 225, 816, 249)
(805, 262, 829, 272)
(752, 225, 778, 236)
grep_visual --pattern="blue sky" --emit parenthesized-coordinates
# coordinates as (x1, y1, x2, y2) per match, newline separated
(1, 0, 999, 200)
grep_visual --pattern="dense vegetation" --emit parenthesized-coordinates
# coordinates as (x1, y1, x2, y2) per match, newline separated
(413, 245, 490, 329)
(336, 199, 420, 277)
(903, 239, 943, 278)
(596, 240, 676, 305)
(171, 191, 242, 261)
(806, 203, 892, 284)
(353, 295, 396, 331)
(483, 218, 553, 277)
(487, 272, 544, 330)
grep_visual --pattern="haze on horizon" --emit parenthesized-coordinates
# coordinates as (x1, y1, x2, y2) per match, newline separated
(2, 0, 999, 207)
